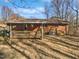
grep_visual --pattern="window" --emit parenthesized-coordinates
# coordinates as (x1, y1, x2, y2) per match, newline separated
(12, 24, 26, 31)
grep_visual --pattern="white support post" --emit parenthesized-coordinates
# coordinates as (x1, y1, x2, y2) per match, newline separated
(9, 24, 12, 39)
(41, 22, 43, 40)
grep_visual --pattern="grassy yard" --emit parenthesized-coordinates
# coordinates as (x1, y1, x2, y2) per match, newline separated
(0, 35, 79, 59)
(0, 37, 26, 59)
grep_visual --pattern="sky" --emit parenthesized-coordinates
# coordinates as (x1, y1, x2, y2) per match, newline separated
(0, 0, 79, 19)
(0, 0, 51, 19)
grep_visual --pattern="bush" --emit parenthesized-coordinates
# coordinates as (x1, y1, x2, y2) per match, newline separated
(0, 30, 10, 37)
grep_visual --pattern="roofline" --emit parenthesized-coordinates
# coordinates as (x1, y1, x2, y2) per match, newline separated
(6, 22, 68, 26)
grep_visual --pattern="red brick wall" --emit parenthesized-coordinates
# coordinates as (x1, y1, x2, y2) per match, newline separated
(43, 25, 68, 35)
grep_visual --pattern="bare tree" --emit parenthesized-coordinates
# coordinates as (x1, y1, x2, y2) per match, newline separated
(44, 4, 50, 20)
(51, 0, 62, 18)
(1, 6, 13, 21)
(51, 0, 73, 19)
(70, 0, 79, 34)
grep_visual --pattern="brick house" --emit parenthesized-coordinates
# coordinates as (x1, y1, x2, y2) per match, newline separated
(6, 15, 69, 39)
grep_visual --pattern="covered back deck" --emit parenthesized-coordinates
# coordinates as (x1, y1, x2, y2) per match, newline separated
(6, 20, 68, 39)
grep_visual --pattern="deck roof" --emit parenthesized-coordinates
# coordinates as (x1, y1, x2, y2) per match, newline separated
(6, 19, 69, 26)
